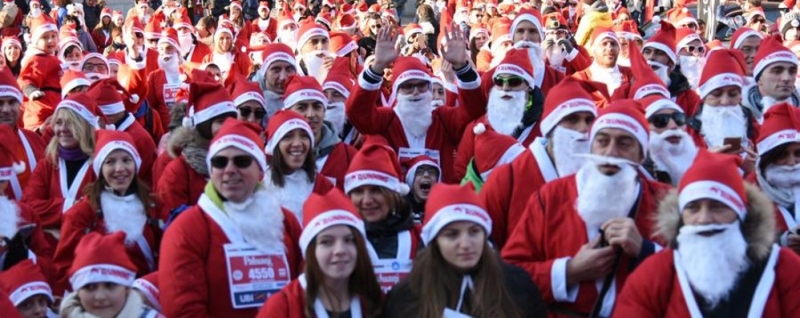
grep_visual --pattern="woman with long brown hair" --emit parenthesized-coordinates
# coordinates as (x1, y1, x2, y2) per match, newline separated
(91, 7, 114, 53)
(385, 183, 547, 318)
(258, 189, 383, 317)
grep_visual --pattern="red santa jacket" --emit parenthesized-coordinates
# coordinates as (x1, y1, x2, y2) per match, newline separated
(52, 197, 160, 295)
(257, 275, 373, 318)
(318, 142, 358, 191)
(453, 118, 541, 181)
(548, 45, 592, 75)
(345, 72, 486, 183)
(156, 156, 208, 221)
(145, 49, 160, 80)
(4, 128, 46, 200)
(572, 66, 634, 108)
(201, 50, 253, 82)
(116, 115, 158, 187)
(159, 198, 303, 318)
(501, 174, 670, 316)
(481, 139, 559, 249)
(187, 41, 212, 64)
(92, 28, 111, 54)
(614, 247, 800, 317)
(250, 18, 277, 42)
(145, 69, 185, 132)
(18, 53, 63, 130)
(10, 200, 56, 263)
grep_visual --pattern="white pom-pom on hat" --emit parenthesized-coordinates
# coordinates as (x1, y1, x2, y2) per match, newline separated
(182, 117, 194, 128)
(651, 15, 661, 25)
(473, 123, 486, 134)
(129, 94, 139, 104)
(12, 162, 25, 174)
(398, 183, 410, 196)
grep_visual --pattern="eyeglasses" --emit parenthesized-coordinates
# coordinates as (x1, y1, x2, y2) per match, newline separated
(493, 76, 525, 87)
(238, 107, 267, 120)
(684, 45, 705, 54)
(370, 24, 382, 29)
(210, 155, 255, 169)
(135, 33, 144, 39)
(399, 81, 431, 94)
(649, 113, 686, 129)
(415, 166, 439, 178)
(751, 18, 766, 24)
(681, 23, 698, 30)
(82, 63, 108, 72)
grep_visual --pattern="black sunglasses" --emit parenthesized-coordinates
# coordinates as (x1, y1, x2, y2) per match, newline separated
(238, 107, 266, 119)
(493, 76, 525, 87)
(210, 155, 255, 169)
(649, 113, 686, 129)
(685, 45, 705, 54)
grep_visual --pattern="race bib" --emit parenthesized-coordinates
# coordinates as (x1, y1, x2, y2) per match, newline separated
(398, 148, 441, 165)
(372, 259, 412, 294)
(443, 308, 473, 318)
(163, 84, 181, 107)
(224, 244, 291, 309)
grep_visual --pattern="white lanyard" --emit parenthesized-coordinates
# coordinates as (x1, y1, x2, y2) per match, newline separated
(115, 114, 136, 131)
(198, 194, 245, 243)
(135, 235, 155, 271)
(530, 137, 558, 182)
(58, 159, 90, 213)
(10, 130, 38, 200)
(517, 125, 534, 145)
(299, 274, 363, 318)
(366, 231, 412, 260)
(454, 275, 474, 313)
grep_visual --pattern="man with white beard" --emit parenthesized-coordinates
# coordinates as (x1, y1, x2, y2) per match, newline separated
(509, 7, 568, 93)
(294, 19, 333, 84)
(502, 100, 671, 317)
(742, 35, 800, 120)
(252, 43, 298, 119)
(482, 77, 604, 249)
(172, 12, 211, 64)
(276, 12, 300, 51)
(615, 150, 800, 317)
(643, 96, 697, 186)
(752, 103, 800, 255)
(322, 57, 357, 145)
(145, 28, 190, 132)
(675, 27, 707, 89)
(346, 25, 485, 183)
(640, 23, 702, 117)
(573, 27, 632, 99)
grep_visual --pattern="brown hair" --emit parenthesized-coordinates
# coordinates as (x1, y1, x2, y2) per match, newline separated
(402, 240, 524, 317)
(85, 174, 152, 211)
(269, 143, 316, 187)
(303, 226, 383, 318)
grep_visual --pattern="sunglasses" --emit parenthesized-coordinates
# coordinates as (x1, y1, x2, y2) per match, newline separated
(649, 113, 686, 129)
(685, 45, 705, 54)
(752, 18, 766, 24)
(399, 81, 430, 94)
(371, 24, 382, 29)
(238, 107, 267, 119)
(210, 155, 255, 169)
(493, 76, 525, 87)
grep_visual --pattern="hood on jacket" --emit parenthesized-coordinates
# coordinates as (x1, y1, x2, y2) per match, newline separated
(313, 121, 341, 159)
(168, 126, 210, 175)
(654, 183, 776, 262)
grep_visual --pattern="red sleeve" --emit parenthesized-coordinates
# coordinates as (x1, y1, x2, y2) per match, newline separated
(776, 249, 800, 316)
(344, 77, 398, 135)
(475, 50, 493, 73)
(281, 209, 304, 278)
(21, 160, 64, 229)
(145, 72, 171, 132)
(156, 159, 191, 219)
(313, 175, 334, 195)
(257, 289, 292, 318)
(612, 252, 674, 318)
(0, 289, 21, 318)
(564, 46, 591, 75)
(18, 56, 44, 89)
(453, 120, 478, 180)
(481, 163, 512, 249)
(438, 78, 487, 144)
(51, 200, 94, 295)
(121, 66, 148, 113)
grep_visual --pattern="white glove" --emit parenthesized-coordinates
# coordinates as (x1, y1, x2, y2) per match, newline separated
(29, 90, 45, 100)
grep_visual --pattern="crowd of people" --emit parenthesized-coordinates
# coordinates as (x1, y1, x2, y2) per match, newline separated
(0, 0, 799, 316)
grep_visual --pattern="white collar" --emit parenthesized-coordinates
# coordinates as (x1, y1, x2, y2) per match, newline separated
(589, 62, 620, 74)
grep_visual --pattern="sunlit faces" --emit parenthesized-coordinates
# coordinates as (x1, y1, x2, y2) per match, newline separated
(77, 283, 129, 318)
(558, 112, 594, 134)
(323, 88, 346, 104)
(301, 35, 330, 55)
(314, 225, 358, 281)
(210, 147, 263, 203)
(648, 108, 685, 135)
(435, 221, 485, 272)
(63, 45, 83, 63)
(288, 100, 325, 138)
(412, 165, 438, 201)
(681, 198, 739, 227)
(216, 32, 233, 52)
(737, 36, 760, 75)
(642, 46, 672, 68)
(82, 56, 110, 80)
(704, 85, 742, 106)
(590, 128, 643, 174)
(264, 61, 297, 94)
(349, 185, 392, 223)
(53, 110, 80, 149)
(4, 43, 21, 63)
(158, 42, 178, 56)
(758, 62, 798, 100)
(473, 33, 488, 49)
(469, 8, 484, 25)
(512, 20, 541, 43)
(0, 96, 21, 126)
(236, 101, 266, 125)
(102, 149, 136, 194)
(278, 129, 311, 171)
(678, 39, 705, 57)
(16, 294, 50, 318)
(432, 82, 445, 104)
(492, 75, 529, 92)
(592, 38, 620, 67)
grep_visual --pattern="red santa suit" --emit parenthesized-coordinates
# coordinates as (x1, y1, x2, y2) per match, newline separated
(317, 142, 357, 191)
(186, 41, 212, 64)
(251, 17, 277, 42)
(3, 127, 46, 201)
(145, 70, 187, 133)
(257, 275, 372, 318)
(18, 50, 63, 131)
(573, 64, 633, 106)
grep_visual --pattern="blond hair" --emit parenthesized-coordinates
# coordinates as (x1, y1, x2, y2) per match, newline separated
(45, 108, 96, 164)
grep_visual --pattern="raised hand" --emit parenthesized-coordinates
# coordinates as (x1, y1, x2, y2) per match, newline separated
(441, 23, 469, 69)
(371, 26, 400, 74)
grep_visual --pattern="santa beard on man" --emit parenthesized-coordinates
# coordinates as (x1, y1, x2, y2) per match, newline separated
(649, 128, 698, 184)
(679, 55, 705, 89)
(158, 53, 182, 83)
(515, 41, 545, 87)
(699, 105, 747, 148)
(0, 195, 20, 239)
(649, 61, 672, 86)
(760, 163, 800, 208)
(676, 222, 750, 309)
(224, 188, 287, 253)
(395, 91, 434, 138)
(302, 50, 332, 84)
(486, 88, 527, 135)
(575, 154, 640, 231)
(546, 42, 566, 68)
(325, 101, 346, 136)
(101, 192, 147, 246)
(551, 126, 591, 176)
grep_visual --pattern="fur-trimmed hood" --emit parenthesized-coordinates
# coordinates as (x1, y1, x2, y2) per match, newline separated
(655, 183, 777, 262)
(168, 127, 210, 176)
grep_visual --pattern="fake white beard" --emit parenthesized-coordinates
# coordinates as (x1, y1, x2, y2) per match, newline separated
(324, 101, 346, 136)
(487, 88, 527, 136)
(515, 41, 545, 87)
(224, 188, 287, 252)
(294, 13, 304, 22)
(85, 72, 109, 83)
(679, 56, 705, 89)
(575, 154, 639, 230)
(649, 61, 672, 86)
(649, 128, 698, 185)
(431, 99, 445, 108)
(0, 196, 21, 239)
(617, 56, 631, 67)
(395, 92, 434, 138)
(158, 54, 181, 78)
(100, 191, 147, 246)
(765, 163, 800, 189)
(30, 8, 42, 17)
(551, 126, 591, 176)
(178, 34, 193, 56)
(303, 50, 330, 84)
(677, 222, 750, 309)
(700, 105, 747, 148)
(67, 62, 82, 72)
(264, 170, 315, 222)
(547, 44, 565, 67)
(279, 30, 298, 51)
(761, 95, 785, 115)
(453, 13, 469, 25)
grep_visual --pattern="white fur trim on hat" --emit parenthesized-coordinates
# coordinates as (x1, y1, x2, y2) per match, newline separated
(56, 100, 99, 128)
(406, 27, 423, 39)
(234, 91, 266, 108)
(698, 73, 743, 100)
(132, 278, 161, 312)
(677, 33, 702, 51)
(207, 133, 268, 172)
(335, 41, 358, 57)
(645, 99, 683, 118)
(733, 29, 762, 49)
(511, 13, 544, 40)
(0, 85, 23, 104)
(540, 98, 596, 135)
(590, 112, 649, 152)
(675, 17, 698, 28)
(757, 129, 800, 156)
(634, 84, 671, 100)
(93, 139, 142, 175)
(31, 21, 58, 44)
(296, 27, 329, 53)
(189, 101, 237, 128)
(69, 264, 136, 291)
(98, 101, 125, 116)
(259, 51, 297, 74)
(283, 88, 327, 110)
(493, 64, 535, 88)
(157, 36, 181, 52)
(61, 78, 91, 99)
(592, 31, 619, 48)
(390, 69, 432, 100)
(479, 143, 525, 180)
(679, 180, 746, 219)
(404, 159, 440, 188)
(420, 203, 492, 245)
(322, 81, 350, 99)
(0, 162, 25, 181)
(299, 210, 366, 257)
(344, 170, 402, 194)
(9, 282, 54, 306)
(264, 118, 315, 155)
(642, 42, 677, 65)
(754, 51, 799, 78)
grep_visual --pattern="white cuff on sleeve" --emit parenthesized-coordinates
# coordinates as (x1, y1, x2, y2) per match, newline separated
(653, 242, 664, 253)
(551, 257, 580, 302)
(565, 48, 579, 62)
(456, 76, 481, 90)
(125, 54, 146, 70)
(358, 70, 383, 91)
(443, 81, 458, 94)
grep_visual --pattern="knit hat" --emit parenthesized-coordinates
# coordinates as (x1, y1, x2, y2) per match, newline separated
(729, 27, 763, 50)
(629, 42, 670, 100)
(0, 67, 22, 103)
(299, 189, 366, 257)
(182, 73, 237, 129)
(93, 129, 141, 175)
(698, 48, 746, 99)
(675, 27, 702, 52)
(85, 78, 139, 115)
(258, 43, 297, 74)
(264, 109, 315, 155)
(282, 75, 327, 110)
(158, 27, 180, 52)
(421, 183, 492, 245)
(492, 48, 535, 87)
(322, 57, 354, 99)
(344, 142, 409, 195)
(29, 14, 58, 45)
(642, 21, 677, 65)
(0, 260, 53, 306)
(641, 95, 683, 119)
(229, 76, 265, 108)
(511, 7, 544, 40)
(402, 155, 441, 188)
(678, 150, 747, 219)
(207, 118, 267, 171)
(590, 100, 649, 156)
(471, 124, 526, 180)
(540, 77, 603, 135)
(60, 70, 91, 98)
(295, 18, 329, 52)
(68, 232, 137, 291)
(55, 93, 102, 128)
(0, 125, 25, 181)
(132, 272, 160, 312)
(329, 32, 357, 56)
(390, 56, 433, 99)
(756, 103, 800, 156)
(753, 35, 798, 79)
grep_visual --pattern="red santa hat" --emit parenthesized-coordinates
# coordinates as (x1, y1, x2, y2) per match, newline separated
(264, 109, 314, 155)
(207, 118, 268, 171)
(55, 93, 102, 128)
(678, 150, 747, 219)
(753, 34, 798, 79)
(590, 26, 619, 50)
(174, 12, 194, 31)
(590, 100, 649, 155)
(344, 140, 409, 195)
(100, 7, 112, 20)
(745, 6, 766, 23)
(322, 57, 354, 99)
(299, 189, 366, 257)
(471, 124, 526, 180)
(730, 28, 762, 50)
(675, 27, 702, 53)
(85, 78, 139, 116)
(132, 272, 160, 312)
(0, 125, 25, 181)
(666, 6, 697, 27)
(0, 35, 21, 53)
(93, 130, 141, 175)
(511, 7, 543, 40)
(258, 0, 270, 13)
(756, 103, 800, 156)
(229, 0, 242, 11)
(229, 77, 265, 108)
(145, 17, 164, 40)
(382, 9, 398, 23)
(0, 260, 53, 307)
(402, 155, 441, 188)
(68, 232, 137, 291)
(421, 183, 492, 245)
(296, 18, 328, 51)
(492, 48, 535, 88)
(278, 6, 298, 30)
(614, 20, 642, 41)
(642, 21, 677, 65)
(0, 67, 22, 104)
(470, 23, 490, 41)
(540, 77, 603, 135)
(491, 22, 512, 46)
(315, 12, 333, 30)
(698, 49, 746, 99)
(282, 75, 327, 110)
(258, 43, 297, 74)
(404, 23, 424, 40)
(329, 31, 357, 56)
(80, 52, 110, 74)
(641, 95, 683, 119)
(389, 56, 433, 99)
(628, 42, 670, 100)
(29, 14, 58, 44)
(337, 13, 357, 31)
(294, 0, 307, 10)
(60, 70, 91, 98)
(341, 3, 355, 15)
(112, 10, 123, 21)
(183, 74, 237, 129)
(124, 16, 145, 35)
